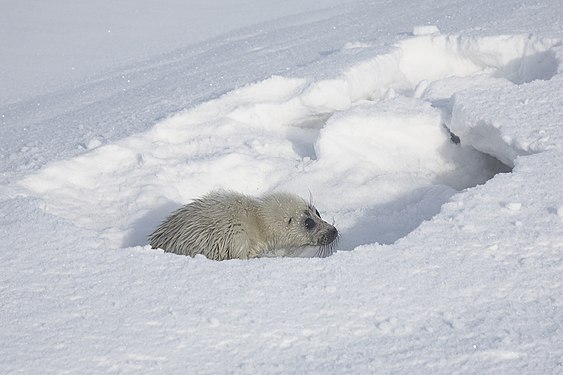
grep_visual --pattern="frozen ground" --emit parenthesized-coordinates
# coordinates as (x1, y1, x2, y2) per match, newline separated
(1, 0, 563, 374)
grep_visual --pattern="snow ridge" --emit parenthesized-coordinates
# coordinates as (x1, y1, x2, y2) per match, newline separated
(21, 32, 559, 249)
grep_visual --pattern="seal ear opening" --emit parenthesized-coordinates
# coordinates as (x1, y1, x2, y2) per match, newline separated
(288, 217, 293, 225)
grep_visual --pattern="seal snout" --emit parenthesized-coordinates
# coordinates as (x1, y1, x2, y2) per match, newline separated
(318, 226, 338, 246)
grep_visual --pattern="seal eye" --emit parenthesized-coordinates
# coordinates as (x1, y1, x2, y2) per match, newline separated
(288, 217, 293, 225)
(304, 218, 316, 230)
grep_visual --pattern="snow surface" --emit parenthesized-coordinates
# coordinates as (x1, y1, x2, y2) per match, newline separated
(2, 0, 563, 373)
(0, 0, 351, 106)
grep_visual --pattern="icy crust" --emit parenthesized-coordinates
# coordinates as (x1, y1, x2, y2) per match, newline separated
(20, 32, 559, 249)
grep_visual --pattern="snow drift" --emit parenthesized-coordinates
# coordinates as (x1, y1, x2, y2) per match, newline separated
(21, 32, 556, 249)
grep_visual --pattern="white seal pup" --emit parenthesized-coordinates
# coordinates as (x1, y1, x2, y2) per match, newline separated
(149, 191, 338, 260)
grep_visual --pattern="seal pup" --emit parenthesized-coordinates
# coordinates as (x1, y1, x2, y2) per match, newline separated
(149, 191, 338, 260)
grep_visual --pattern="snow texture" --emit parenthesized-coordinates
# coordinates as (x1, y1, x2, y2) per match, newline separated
(1, 0, 563, 374)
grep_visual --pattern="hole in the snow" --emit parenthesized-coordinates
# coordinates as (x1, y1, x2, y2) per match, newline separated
(495, 49, 558, 84)
(336, 137, 512, 250)
(312, 95, 514, 251)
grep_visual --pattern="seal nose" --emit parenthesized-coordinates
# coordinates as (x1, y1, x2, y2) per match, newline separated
(319, 226, 338, 245)
(327, 227, 338, 243)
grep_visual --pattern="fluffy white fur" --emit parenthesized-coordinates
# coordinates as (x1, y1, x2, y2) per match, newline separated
(149, 191, 338, 260)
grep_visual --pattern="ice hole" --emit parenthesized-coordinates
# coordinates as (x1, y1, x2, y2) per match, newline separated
(495, 49, 558, 84)
(334, 139, 512, 249)
(310, 97, 513, 250)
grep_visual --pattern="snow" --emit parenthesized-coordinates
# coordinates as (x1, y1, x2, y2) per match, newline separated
(2, 0, 563, 373)
(0, 0, 350, 106)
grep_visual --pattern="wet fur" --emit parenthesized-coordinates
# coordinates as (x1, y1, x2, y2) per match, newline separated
(149, 191, 338, 260)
